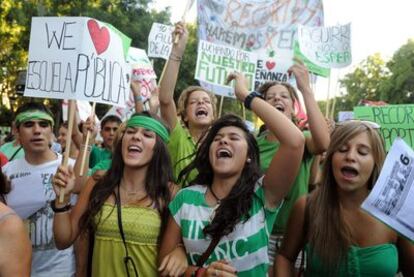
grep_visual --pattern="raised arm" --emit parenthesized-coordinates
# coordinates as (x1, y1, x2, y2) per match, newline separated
(52, 166, 96, 249)
(290, 62, 330, 154)
(228, 72, 305, 208)
(131, 80, 145, 113)
(159, 22, 188, 130)
(275, 196, 308, 276)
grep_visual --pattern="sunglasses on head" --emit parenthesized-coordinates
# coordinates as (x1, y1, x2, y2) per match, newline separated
(336, 120, 381, 129)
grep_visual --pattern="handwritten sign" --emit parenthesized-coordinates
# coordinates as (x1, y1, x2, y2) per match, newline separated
(297, 23, 352, 68)
(293, 41, 330, 77)
(354, 105, 414, 150)
(148, 23, 173, 60)
(337, 111, 354, 122)
(255, 49, 293, 88)
(362, 138, 414, 241)
(198, 0, 324, 95)
(195, 40, 257, 93)
(24, 17, 131, 107)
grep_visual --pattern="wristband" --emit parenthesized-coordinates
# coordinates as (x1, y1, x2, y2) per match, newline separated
(134, 95, 143, 102)
(51, 200, 71, 213)
(169, 53, 183, 61)
(244, 91, 263, 110)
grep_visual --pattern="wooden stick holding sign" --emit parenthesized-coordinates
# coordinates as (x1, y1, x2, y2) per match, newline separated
(79, 102, 96, 176)
(325, 75, 332, 117)
(59, 100, 76, 203)
(173, 0, 194, 43)
(218, 96, 224, 117)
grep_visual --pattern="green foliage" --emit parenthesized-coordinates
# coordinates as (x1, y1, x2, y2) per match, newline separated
(339, 53, 389, 107)
(380, 39, 414, 103)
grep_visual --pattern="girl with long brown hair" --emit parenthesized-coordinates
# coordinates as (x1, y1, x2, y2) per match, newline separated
(276, 121, 414, 276)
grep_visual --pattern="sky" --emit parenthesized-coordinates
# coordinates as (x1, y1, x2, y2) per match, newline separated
(151, 0, 414, 101)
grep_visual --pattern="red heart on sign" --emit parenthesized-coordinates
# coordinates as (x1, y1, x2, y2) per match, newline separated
(87, 19, 110, 55)
(266, 61, 276, 70)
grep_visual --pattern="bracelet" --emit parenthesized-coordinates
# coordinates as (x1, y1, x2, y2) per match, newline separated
(51, 200, 71, 213)
(195, 267, 206, 277)
(81, 144, 92, 151)
(244, 91, 263, 110)
(134, 94, 143, 102)
(169, 52, 183, 61)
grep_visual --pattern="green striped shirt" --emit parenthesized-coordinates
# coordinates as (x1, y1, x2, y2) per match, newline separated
(169, 177, 280, 276)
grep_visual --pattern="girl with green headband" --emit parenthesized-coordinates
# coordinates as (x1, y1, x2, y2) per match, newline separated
(52, 112, 180, 277)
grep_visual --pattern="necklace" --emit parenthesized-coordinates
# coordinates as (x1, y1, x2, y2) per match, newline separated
(210, 187, 222, 205)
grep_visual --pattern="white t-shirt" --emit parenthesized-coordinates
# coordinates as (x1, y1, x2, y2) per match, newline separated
(2, 154, 76, 277)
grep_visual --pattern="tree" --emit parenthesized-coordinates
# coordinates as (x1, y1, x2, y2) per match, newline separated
(339, 53, 389, 107)
(380, 39, 414, 104)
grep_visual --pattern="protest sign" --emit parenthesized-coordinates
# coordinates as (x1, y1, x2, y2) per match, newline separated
(197, 0, 324, 93)
(362, 138, 414, 241)
(25, 17, 131, 107)
(62, 100, 100, 125)
(148, 23, 173, 60)
(127, 47, 157, 100)
(293, 41, 330, 77)
(354, 105, 414, 150)
(254, 49, 293, 88)
(338, 111, 354, 122)
(195, 40, 257, 94)
(297, 23, 352, 68)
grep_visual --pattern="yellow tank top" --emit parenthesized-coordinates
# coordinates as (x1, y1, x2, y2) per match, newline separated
(92, 203, 161, 277)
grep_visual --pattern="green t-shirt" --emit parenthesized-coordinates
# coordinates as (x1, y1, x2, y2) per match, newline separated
(257, 130, 314, 234)
(88, 159, 112, 176)
(0, 140, 24, 161)
(167, 123, 198, 186)
(89, 145, 112, 169)
(169, 177, 281, 277)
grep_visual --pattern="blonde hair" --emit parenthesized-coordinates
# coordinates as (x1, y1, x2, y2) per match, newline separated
(308, 121, 386, 273)
(177, 86, 217, 127)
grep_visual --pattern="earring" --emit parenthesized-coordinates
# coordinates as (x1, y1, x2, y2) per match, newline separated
(246, 158, 251, 163)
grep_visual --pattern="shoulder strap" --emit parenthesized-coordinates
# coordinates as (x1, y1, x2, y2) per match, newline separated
(9, 146, 23, 161)
(196, 236, 221, 267)
(116, 186, 139, 277)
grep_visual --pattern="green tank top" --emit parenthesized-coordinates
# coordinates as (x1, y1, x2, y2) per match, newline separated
(305, 243, 398, 277)
(92, 203, 161, 277)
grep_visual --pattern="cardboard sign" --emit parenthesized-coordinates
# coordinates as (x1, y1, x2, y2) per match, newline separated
(197, 0, 324, 94)
(354, 105, 414, 150)
(127, 47, 157, 100)
(362, 138, 414, 241)
(255, 49, 293, 88)
(297, 23, 352, 68)
(147, 23, 173, 60)
(293, 41, 330, 77)
(338, 111, 354, 122)
(25, 17, 131, 107)
(195, 40, 257, 94)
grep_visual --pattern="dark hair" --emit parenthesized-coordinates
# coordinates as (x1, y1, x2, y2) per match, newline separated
(0, 168, 10, 204)
(79, 112, 173, 241)
(100, 115, 122, 129)
(15, 102, 53, 128)
(179, 114, 262, 240)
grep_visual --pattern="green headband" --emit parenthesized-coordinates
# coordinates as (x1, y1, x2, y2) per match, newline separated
(15, 111, 54, 127)
(126, 115, 169, 143)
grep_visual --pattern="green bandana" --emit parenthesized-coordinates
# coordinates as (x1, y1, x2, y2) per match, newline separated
(126, 115, 169, 143)
(15, 111, 54, 127)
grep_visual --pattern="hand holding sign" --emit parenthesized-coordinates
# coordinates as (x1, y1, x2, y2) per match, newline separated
(227, 72, 250, 102)
(288, 61, 311, 94)
(171, 22, 189, 60)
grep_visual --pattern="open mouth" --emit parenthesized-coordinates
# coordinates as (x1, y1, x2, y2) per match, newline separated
(31, 138, 44, 143)
(128, 145, 142, 154)
(275, 103, 285, 112)
(195, 109, 208, 118)
(216, 148, 232, 159)
(341, 166, 359, 178)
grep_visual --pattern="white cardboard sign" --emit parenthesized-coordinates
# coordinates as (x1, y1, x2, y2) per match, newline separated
(147, 23, 173, 60)
(25, 17, 131, 107)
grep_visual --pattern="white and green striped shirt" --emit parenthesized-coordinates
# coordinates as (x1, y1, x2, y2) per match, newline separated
(169, 177, 280, 276)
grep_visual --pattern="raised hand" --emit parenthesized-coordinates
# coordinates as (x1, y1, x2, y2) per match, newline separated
(226, 72, 250, 102)
(52, 165, 75, 200)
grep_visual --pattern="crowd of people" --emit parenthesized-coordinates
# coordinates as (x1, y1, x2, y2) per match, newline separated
(0, 23, 413, 277)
